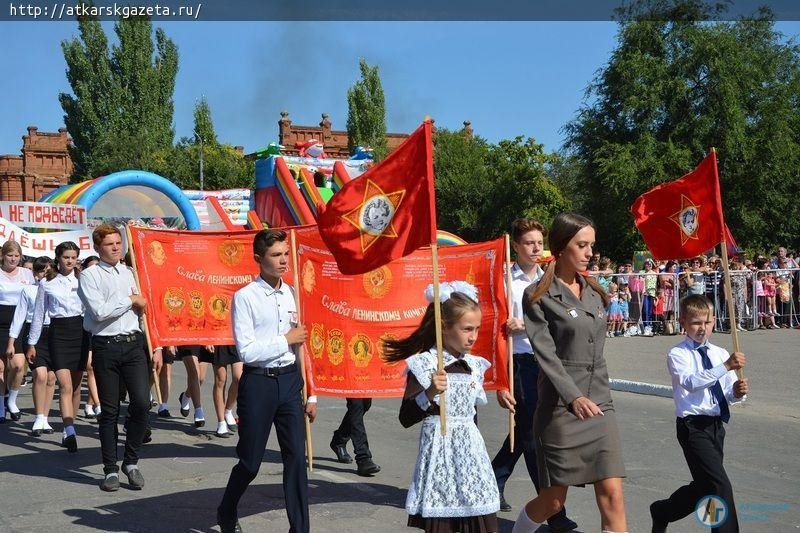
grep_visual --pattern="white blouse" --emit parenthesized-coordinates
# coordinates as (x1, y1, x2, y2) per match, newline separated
(0, 267, 36, 306)
(28, 271, 84, 346)
(9, 281, 50, 340)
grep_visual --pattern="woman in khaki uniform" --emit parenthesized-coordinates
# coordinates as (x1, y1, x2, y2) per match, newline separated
(512, 213, 628, 533)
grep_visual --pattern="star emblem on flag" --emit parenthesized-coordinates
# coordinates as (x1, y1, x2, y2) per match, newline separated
(341, 179, 406, 252)
(669, 195, 701, 245)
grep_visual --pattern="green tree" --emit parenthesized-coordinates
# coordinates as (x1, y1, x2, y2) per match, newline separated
(434, 127, 569, 242)
(564, 0, 800, 258)
(193, 96, 217, 145)
(60, 11, 178, 180)
(346, 59, 388, 160)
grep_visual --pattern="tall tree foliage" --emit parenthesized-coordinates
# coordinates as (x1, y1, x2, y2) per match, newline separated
(434, 128, 569, 242)
(193, 96, 217, 145)
(60, 12, 177, 180)
(564, 0, 800, 258)
(346, 59, 388, 160)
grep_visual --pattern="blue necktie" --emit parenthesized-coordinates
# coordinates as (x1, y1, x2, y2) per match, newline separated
(697, 346, 730, 423)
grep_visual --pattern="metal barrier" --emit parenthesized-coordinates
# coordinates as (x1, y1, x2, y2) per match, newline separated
(746, 268, 799, 330)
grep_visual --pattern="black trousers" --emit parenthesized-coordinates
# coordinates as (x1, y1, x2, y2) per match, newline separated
(219, 369, 309, 533)
(491, 356, 569, 522)
(652, 416, 739, 532)
(331, 398, 373, 462)
(91, 334, 150, 474)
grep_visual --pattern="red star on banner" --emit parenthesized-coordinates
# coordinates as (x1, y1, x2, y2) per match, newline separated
(341, 179, 406, 253)
(669, 195, 701, 245)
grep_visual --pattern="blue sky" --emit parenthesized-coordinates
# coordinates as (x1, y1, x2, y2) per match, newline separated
(1, 21, 798, 157)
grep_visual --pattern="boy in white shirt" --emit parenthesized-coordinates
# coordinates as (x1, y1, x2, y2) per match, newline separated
(650, 294, 748, 533)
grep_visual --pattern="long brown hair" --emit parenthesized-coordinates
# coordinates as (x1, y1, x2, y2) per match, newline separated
(528, 213, 609, 306)
(381, 292, 480, 363)
(47, 241, 80, 281)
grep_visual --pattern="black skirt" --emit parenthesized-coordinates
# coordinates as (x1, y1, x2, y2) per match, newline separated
(49, 316, 90, 371)
(9, 318, 29, 355)
(0, 304, 18, 351)
(29, 324, 52, 369)
(407, 514, 499, 533)
(199, 345, 240, 366)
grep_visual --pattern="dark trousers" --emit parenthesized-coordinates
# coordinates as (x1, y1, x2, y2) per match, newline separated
(219, 369, 309, 533)
(491, 356, 570, 522)
(652, 416, 739, 532)
(331, 398, 373, 462)
(91, 334, 150, 474)
(642, 294, 655, 326)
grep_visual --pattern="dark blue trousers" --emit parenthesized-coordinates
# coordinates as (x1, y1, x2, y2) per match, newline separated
(219, 369, 309, 533)
(491, 355, 570, 523)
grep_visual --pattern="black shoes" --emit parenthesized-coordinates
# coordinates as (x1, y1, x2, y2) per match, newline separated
(100, 472, 120, 492)
(178, 392, 190, 417)
(217, 508, 243, 533)
(548, 514, 579, 533)
(123, 466, 145, 490)
(650, 502, 668, 533)
(62, 434, 78, 453)
(356, 459, 381, 477)
(31, 428, 42, 437)
(9, 409, 21, 421)
(330, 441, 353, 464)
(499, 493, 512, 512)
(157, 409, 172, 418)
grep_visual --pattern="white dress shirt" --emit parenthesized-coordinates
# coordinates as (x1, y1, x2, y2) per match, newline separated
(9, 281, 49, 340)
(0, 267, 35, 305)
(667, 336, 745, 418)
(28, 271, 84, 346)
(77, 261, 141, 336)
(232, 276, 315, 402)
(509, 262, 543, 355)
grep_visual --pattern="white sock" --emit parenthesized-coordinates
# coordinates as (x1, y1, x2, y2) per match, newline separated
(32, 414, 46, 430)
(95, 405, 101, 415)
(180, 393, 191, 410)
(44, 419, 53, 430)
(217, 421, 228, 434)
(85, 404, 95, 416)
(512, 507, 543, 533)
(123, 463, 138, 474)
(64, 425, 76, 437)
(8, 388, 20, 412)
(158, 403, 168, 412)
(194, 407, 205, 421)
(224, 409, 236, 426)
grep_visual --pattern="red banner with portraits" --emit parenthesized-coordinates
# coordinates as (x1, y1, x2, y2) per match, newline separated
(294, 231, 508, 398)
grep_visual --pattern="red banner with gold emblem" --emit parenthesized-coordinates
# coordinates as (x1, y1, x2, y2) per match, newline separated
(293, 230, 509, 398)
(130, 227, 261, 346)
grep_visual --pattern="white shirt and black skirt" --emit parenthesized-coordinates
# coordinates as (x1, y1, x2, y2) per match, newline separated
(0, 267, 36, 351)
(9, 281, 51, 368)
(29, 272, 90, 372)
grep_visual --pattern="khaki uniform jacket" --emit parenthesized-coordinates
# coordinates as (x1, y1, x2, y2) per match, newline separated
(522, 275, 612, 410)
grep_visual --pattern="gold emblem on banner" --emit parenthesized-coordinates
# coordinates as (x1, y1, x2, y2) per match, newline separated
(148, 240, 167, 266)
(208, 295, 230, 321)
(362, 266, 392, 299)
(302, 260, 316, 294)
(349, 334, 373, 368)
(376, 333, 397, 362)
(187, 290, 205, 330)
(465, 263, 476, 285)
(310, 323, 325, 359)
(218, 240, 245, 267)
(163, 287, 186, 331)
(327, 329, 345, 366)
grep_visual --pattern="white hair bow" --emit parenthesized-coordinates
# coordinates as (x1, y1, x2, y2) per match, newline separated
(424, 280, 479, 304)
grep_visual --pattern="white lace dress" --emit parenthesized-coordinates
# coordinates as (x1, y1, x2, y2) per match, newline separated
(404, 350, 500, 518)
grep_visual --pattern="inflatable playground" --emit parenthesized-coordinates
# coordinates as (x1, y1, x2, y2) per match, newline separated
(37, 139, 467, 246)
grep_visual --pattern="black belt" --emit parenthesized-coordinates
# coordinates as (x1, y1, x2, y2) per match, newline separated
(244, 363, 297, 377)
(94, 333, 140, 343)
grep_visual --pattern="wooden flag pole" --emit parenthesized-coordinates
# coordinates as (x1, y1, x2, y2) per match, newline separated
(710, 148, 744, 380)
(504, 234, 515, 453)
(124, 224, 163, 405)
(431, 242, 447, 435)
(290, 229, 314, 472)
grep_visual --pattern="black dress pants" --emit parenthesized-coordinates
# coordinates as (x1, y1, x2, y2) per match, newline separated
(91, 334, 150, 474)
(219, 368, 309, 533)
(331, 398, 373, 462)
(651, 415, 739, 532)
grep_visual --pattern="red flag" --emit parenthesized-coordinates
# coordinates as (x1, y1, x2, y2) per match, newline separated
(317, 121, 437, 275)
(630, 152, 725, 260)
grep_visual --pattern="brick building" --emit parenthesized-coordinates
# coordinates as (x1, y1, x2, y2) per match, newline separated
(0, 126, 72, 202)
